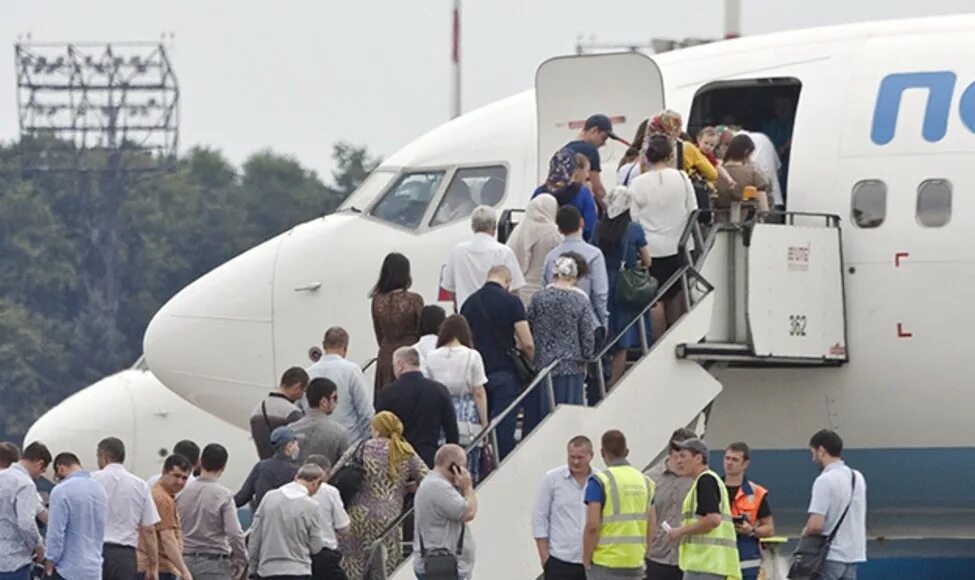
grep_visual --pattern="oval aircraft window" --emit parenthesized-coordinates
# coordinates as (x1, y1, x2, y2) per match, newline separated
(851, 180, 887, 229)
(916, 179, 952, 228)
(430, 166, 507, 227)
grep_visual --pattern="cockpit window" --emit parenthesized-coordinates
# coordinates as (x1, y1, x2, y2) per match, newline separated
(337, 170, 396, 212)
(369, 171, 446, 229)
(430, 166, 507, 227)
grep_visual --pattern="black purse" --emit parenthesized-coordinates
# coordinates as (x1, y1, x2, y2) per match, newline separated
(329, 439, 368, 506)
(473, 293, 536, 388)
(788, 470, 857, 580)
(676, 140, 713, 224)
(615, 265, 658, 310)
(419, 526, 465, 580)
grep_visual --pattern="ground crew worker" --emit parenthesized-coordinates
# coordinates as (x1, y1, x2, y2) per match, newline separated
(666, 438, 741, 580)
(582, 430, 656, 580)
(723, 442, 775, 580)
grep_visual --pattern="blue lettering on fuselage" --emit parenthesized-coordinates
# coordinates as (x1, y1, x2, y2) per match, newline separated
(872, 71, 975, 144)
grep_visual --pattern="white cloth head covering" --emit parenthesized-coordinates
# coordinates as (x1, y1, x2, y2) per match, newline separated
(605, 185, 634, 220)
(553, 255, 579, 279)
(507, 194, 560, 270)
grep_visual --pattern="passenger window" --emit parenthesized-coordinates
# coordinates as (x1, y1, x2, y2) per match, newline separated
(431, 166, 507, 227)
(369, 171, 445, 229)
(851, 180, 886, 228)
(916, 179, 952, 227)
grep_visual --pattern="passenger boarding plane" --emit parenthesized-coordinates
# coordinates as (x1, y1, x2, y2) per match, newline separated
(28, 14, 975, 577)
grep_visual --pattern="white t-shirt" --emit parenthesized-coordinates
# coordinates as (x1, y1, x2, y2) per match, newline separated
(617, 162, 642, 186)
(421, 345, 488, 398)
(629, 168, 698, 257)
(808, 461, 867, 564)
(313, 483, 351, 551)
(442, 233, 525, 310)
(413, 335, 439, 366)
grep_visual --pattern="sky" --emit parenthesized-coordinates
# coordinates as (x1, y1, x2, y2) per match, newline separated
(3, 0, 974, 180)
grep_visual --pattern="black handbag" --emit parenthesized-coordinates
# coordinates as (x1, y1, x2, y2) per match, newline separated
(472, 292, 536, 388)
(329, 439, 368, 506)
(615, 265, 658, 310)
(676, 140, 713, 224)
(788, 470, 857, 580)
(419, 526, 465, 580)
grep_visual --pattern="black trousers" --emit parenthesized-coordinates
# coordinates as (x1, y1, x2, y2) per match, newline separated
(311, 548, 348, 580)
(544, 556, 587, 580)
(102, 544, 137, 580)
(643, 559, 683, 580)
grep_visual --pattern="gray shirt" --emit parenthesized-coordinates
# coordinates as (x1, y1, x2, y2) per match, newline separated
(808, 461, 867, 564)
(248, 482, 325, 577)
(250, 393, 304, 460)
(305, 354, 374, 441)
(646, 460, 694, 566)
(290, 409, 353, 466)
(0, 464, 42, 572)
(177, 476, 247, 563)
(413, 471, 475, 579)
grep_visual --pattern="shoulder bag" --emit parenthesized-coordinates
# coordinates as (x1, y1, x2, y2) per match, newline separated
(788, 469, 858, 580)
(676, 140, 713, 224)
(420, 526, 465, 580)
(473, 292, 536, 388)
(455, 350, 483, 446)
(330, 438, 369, 506)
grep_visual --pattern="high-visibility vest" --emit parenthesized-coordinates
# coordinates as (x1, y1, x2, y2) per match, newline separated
(592, 465, 655, 569)
(729, 479, 768, 572)
(679, 469, 741, 579)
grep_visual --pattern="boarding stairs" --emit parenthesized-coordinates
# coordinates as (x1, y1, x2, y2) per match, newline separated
(373, 208, 847, 579)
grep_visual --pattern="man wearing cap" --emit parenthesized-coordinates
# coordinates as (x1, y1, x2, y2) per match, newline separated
(234, 426, 301, 510)
(565, 114, 626, 211)
(645, 428, 697, 580)
(666, 438, 741, 580)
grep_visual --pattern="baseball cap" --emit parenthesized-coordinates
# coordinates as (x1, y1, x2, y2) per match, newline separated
(673, 437, 709, 457)
(584, 114, 626, 143)
(270, 426, 302, 448)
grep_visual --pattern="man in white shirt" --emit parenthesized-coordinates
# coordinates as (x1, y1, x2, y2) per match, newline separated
(532, 436, 594, 580)
(442, 205, 525, 311)
(92, 437, 161, 580)
(305, 327, 374, 441)
(802, 429, 867, 580)
(303, 455, 351, 580)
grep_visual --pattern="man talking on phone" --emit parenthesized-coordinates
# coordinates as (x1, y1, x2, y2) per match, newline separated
(413, 444, 477, 580)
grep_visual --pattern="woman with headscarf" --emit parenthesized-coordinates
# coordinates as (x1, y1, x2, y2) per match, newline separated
(506, 193, 562, 307)
(592, 186, 653, 385)
(532, 148, 598, 239)
(337, 411, 428, 579)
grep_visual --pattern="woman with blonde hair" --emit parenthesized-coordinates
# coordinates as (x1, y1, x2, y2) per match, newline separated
(337, 411, 428, 578)
(506, 193, 561, 306)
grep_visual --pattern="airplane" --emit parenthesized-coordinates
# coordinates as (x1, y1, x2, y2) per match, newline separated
(32, 12, 975, 577)
(25, 358, 254, 489)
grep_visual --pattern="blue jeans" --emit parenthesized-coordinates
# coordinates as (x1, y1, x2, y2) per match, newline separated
(815, 561, 857, 580)
(552, 374, 585, 405)
(0, 565, 30, 580)
(486, 370, 542, 459)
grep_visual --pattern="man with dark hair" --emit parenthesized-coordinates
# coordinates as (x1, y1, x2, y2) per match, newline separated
(582, 431, 655, 580)
(250, 367, 308, 460)
(802, 430, 867, 580)
(94, 437, 160, 580)
(235, 427, 301, 510)
(667, 438, 740, 580)
(290, 378, 352, 465)
(248, 465, 326, 580)
(375, 347, 459, 467)
(565, 113, 626, 210)
(148, 440, 201, 489)
(306, 326, 374, 441)
(645, 428, 697, 580)
(722, 442, 774, 580)
(177, 444, 247, 580)
(532, 436, 594, 579)
(543, 205, 609, 330)
(46, 453, 108, 580)
(0, 442, 20, 469)
(139, 455, 193, 580)
(0, 442, 51, 580)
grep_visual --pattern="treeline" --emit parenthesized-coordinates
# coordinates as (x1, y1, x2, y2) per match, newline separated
(0, 140, 379, 440)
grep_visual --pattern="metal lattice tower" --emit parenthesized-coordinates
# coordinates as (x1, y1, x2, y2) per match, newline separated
(14, 42, 179, 173)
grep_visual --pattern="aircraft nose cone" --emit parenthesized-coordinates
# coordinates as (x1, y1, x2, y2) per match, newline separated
(144, 237, 281, 428)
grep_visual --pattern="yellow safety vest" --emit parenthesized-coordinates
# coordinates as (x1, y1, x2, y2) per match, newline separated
(679, 469, 741, 579)
(592, 465, 655, 569)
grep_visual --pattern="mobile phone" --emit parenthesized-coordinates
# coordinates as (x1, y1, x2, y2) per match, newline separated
(450, 463, 463, 475)
(660, 521, 672, 532)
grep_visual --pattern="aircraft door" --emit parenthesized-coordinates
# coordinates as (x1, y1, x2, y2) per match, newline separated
(535, 52, 665, 186)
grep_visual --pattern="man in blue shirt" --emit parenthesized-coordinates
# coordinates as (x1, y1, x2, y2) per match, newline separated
(0, 442, 51, 580)
(543, 206, 609, 330)
(565, 114, 626, 212)
(46, 453, 108, 580)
